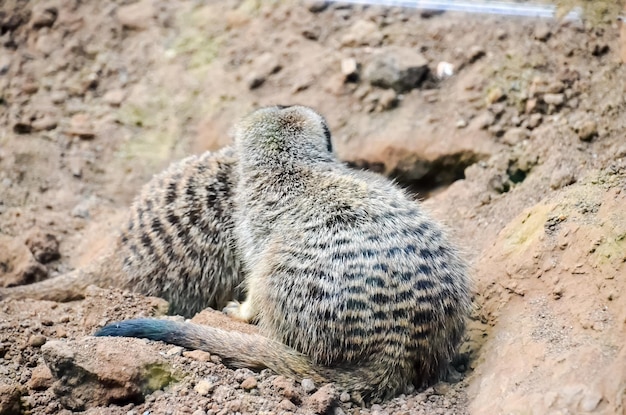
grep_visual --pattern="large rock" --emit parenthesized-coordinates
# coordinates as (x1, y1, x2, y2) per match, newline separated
(363, 47, 430, 93)
(42, 337, 179, 410)
(468, 176, 626, 414)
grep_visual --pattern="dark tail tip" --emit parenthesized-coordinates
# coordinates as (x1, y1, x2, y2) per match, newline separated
(94, 318, 180, 341)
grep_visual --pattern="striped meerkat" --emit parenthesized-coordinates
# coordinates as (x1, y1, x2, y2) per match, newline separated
(0, 147, 244, 317)
(97, 105, 471, 402)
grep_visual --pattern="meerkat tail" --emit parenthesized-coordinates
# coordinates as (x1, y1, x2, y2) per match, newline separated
(95, 319, 328, 383)
(0, 254, 119, 303)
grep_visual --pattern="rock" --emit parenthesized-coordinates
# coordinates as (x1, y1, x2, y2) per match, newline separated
(66, 113, 95, 139)
(470, 112, 496, 130)
(528, 113, 543, 129)
(50, 91, 67, 104)
(28, 365, 54, 391)
(272, 376, 301, 403)
(31, 5, 58, 29)
(194, 380, 215, 396)
(486, 87, 505, 105)
(116, 0, 154, 30)
(28, 335, 47, 347)
(341, 20, 382, 47)
(278, 398, 297, 411)
(339, 391, 351, 402)
(31, 116, 58, 131)
(165, 346, 183, 357)
(301, 378, 316, 394)
(0, 383, 23, 415)
(341, 58, 359, 82)
(305, 384, 338, 414)
(376, 89, 398, 112)
(182, 350, 211, 362)
(0, 235, 49, 288)
(436, 61, 454, 79)
(543, 93, 565, 106)
(363, 47, 430, 93)
(41, 337, 178, 410)
(103, 89, 126, 107)
(534, 23, 551, 41)
(576, 120, 598, 142)
(240, 377, 257, 391)
(550, 166, 577, 189)
(306, 1, 330, 13)
(25, 229, 60, 264)
(501, 128, 529, 146)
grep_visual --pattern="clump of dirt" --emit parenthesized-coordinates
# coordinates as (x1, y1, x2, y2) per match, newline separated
(1, 0, 625, 414)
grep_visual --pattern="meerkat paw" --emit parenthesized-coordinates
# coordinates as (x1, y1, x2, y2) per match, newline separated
(222, 299, 256, 323)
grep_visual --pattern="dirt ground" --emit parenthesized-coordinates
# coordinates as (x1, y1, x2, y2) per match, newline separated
(1, 0, 625, 414)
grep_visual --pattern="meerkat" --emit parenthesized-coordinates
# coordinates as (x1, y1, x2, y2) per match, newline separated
(0, 147, 245, 317)
(96, 105, 472, 402)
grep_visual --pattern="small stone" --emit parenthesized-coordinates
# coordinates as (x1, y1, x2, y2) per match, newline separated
(306, 384, 338, 414)
(0, 383, 23, 414)
(307, 1, 330, 13)
(455, 119, 467, 129)
(51, 91, 67, 104)
(340, 392, 351, 402)
(525, 98, 538, 113)
(27, 364, 54, 390)
(22, 80, 39, 94)
(182, 350, 211, 362)
(103, 89, 126, 107)
(0, 343, 8, 358)
(31, 6, 58, 29)
(528, 113, 543, 129)
(273, 376, 301, 403)
(25, 230, 60, 264)
(31, 116, 58, 131)
(534, 23, 551, 41)
(471, 112, 495, 130)
(165, 346, 183, 357)
(550, 166, 576, 189)
(116, 0, 154, 30)
(278, 398, 297, 411)
(576, 120, 598, 142)
(301, 378, 316, 394)
(240, 376, 257, 391)
(28, 335, 47, 347)
(341, 58, 359, 82)
(377, 89, 398, 112)
(579, 391, 603, 412)
(486, 87, 504, 105)
(436, 61, 454, 79)
(194, 380, 214, 396)
(501, 127, 529, 146)
(543, 93, 564, 106)
(66, 113, 95, 139)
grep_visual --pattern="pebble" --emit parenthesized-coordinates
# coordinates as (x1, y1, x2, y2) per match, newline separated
(341, 58, 359, 82)
(240, 377, 257, 391)
(182, 350, 212, 362)
(165, 346, 183, 357)
(305, 384, 338, 414)
(301, 378, 316, 394)
(339, 392, 351, 402)
(103, 89, 126, 107)
(28, 335, 47, 347)
(31, 5, 58, 29)
(32, 116, 58, 131)
(278, 398, 297, 411)
(528, 113, 543, 129)
(66, 113, 96, 139)
(194, 380, 215, 396)
(543, 93, 565, 106)
(576, 120, 598, 142)
(534, 23, 551, 41)
(116, 0, 154, 30)
(501, 127, 529, 146)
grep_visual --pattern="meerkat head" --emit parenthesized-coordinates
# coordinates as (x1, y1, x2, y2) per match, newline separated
(234, 105, 333, 164)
